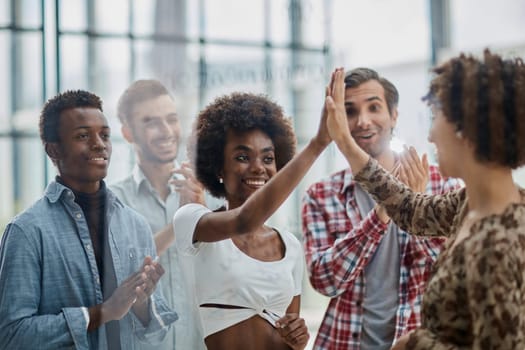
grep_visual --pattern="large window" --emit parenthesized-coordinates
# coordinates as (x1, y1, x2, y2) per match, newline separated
(0, 0, 330, 241)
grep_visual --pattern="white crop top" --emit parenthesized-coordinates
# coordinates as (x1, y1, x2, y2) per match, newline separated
(173, 203, 304, 338)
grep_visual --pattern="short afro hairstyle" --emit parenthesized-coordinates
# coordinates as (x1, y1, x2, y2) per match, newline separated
(424, 49, 525, 168)
(39, 90, 103, 144)
(189, 92, 296, 198)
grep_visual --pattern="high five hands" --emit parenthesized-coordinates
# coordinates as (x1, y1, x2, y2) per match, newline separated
(324, 68, 355, 149)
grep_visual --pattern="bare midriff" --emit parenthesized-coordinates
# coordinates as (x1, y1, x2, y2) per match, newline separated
(204, 313, 290, 350)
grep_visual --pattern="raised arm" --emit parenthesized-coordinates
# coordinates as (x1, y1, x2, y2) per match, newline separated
(326, 68, 463, 237)
(193, 89, 333, 243)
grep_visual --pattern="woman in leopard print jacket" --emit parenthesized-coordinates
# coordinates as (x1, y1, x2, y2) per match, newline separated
(324, 52, 525, 350)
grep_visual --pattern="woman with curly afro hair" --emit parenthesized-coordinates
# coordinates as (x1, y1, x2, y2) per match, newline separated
(174, 91, 332, 350)
(325, 50, 525, 350)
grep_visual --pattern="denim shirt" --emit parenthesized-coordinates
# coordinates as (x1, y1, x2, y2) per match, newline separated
(0, 181, 178, 350)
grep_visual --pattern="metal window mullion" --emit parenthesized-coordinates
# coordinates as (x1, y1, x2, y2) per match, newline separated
(86, 0, 95, 90)
(198, 0, 206, 108)
(128, 0, 135, 81)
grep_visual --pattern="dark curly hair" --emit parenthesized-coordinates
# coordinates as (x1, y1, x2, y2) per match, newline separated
(39, 90, 103, 144)
(189, 92, 296, 198)
(344, 67, 399, 115)
(423, 49, 525, 168)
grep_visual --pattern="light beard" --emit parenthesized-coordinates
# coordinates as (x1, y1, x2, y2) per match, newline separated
(361, 140, 391, 160)
(138, 146, 178, 165)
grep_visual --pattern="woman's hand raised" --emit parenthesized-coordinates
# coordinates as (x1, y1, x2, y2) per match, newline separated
(325, 68, 353, 147)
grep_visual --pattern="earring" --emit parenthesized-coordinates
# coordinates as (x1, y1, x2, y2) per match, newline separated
(219, 177, 223, 184)
(455, 130, 463, 139)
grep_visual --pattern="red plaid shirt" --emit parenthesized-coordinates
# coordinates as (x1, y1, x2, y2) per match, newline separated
(302, 165, 462, 350)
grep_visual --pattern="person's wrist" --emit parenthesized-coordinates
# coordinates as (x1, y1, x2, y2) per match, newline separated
(100, 301, 112, 323)
(309, 137, 329, 153)
(374, 205, 390, 224)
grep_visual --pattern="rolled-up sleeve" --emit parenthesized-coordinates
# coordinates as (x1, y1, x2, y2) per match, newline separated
(131, 291, 178, 344)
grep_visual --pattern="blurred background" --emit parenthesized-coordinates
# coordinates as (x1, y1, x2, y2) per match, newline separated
(1, 0, 525, 347)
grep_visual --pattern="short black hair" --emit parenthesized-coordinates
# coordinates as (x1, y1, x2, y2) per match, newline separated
(39, 90, 103, 144)
(189, 92, 296, 198)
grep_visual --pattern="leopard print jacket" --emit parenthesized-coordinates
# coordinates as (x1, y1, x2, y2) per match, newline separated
(354, 158, 525, 349)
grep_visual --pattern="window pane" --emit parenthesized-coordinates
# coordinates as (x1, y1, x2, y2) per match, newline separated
(0, 138, 14, 233)
(61, 36, 130, 119)
(0, 33, 10, 132)
(204, 0, 264, 42)
(15, 0, 41, 27)
(299, 0, 325, 47)
(135, 40, 200, 94)
(269, 0, 291, 45)
(14, 32, 43, 113)
(289, 52, 325, 139)
(60, 0, 87, 31)
(135, 41, 191, 86)
(12, 138, 47, 213)
(144, 0, 187, 39)
(201, 45, 266, 104)
(91, 38, 131, 95)
(132, 0, 156, 36)
(90, 38, 131, 127)
(60, 36, 89, 90)
(0, 1, 10, 26)
(94, 0, 129, 34)
(268, 49, 293, 111)
(331, 0, 430, 67)
(187, 0, 200, 39)
(450, 0, 525, 51)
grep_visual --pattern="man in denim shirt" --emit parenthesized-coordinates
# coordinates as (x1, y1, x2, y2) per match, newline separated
(0, 90, 177, 349)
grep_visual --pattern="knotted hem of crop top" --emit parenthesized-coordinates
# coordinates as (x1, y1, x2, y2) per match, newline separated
(199, 305, 283, 337)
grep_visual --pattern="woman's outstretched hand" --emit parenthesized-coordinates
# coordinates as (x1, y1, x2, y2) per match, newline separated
(325, 68, 352, 147)
(312, 71, 337, 150)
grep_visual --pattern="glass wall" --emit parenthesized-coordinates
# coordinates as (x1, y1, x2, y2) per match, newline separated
(2, 1, 525, 347)
(0, 0, 330, 234)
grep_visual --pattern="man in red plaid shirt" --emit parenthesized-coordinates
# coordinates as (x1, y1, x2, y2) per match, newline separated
(302, 68, 462, 350)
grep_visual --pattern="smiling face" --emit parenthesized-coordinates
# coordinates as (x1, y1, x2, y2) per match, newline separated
(48, 107, 111, 193)
(221, 129, 276, 209)
(344, 80, 398, 162)
(123, 94, 180, 165)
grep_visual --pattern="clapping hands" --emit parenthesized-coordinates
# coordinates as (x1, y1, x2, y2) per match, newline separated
(393, 146, 429, 193)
